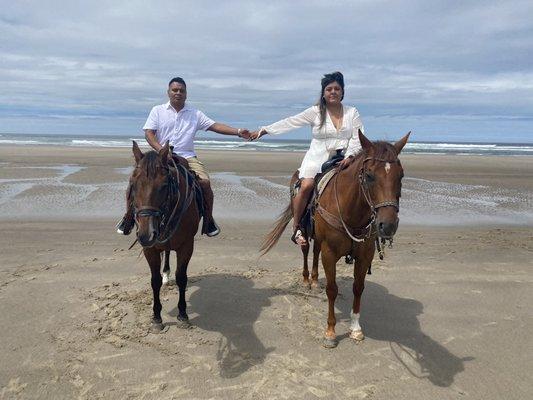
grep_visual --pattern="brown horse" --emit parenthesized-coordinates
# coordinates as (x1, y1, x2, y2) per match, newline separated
(130, 141, 200, 332)
(261, 130, 410, 347)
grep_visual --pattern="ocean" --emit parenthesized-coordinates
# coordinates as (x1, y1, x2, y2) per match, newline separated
(0, 134, 532, 225)
(1, 133, 533, 156)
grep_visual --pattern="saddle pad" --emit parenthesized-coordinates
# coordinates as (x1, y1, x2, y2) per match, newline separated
(316, 168, 338, 198)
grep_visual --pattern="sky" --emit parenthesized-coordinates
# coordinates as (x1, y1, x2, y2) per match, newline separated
(1, 0, 532, 143)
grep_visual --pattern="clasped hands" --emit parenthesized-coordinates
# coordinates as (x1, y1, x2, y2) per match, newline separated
(236, 128, 266, 141)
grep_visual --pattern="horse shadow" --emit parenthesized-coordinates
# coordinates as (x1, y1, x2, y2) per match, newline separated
(169, 273, 276, 379)
(337, 277, 473, 387)
(167, 272, 471, 385)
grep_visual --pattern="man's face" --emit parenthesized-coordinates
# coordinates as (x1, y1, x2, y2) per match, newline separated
(167, 82, 187, 105)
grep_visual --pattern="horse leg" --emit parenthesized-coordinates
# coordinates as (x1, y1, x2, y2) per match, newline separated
(301, 242, 310, 288)
(321, 246, 340, 348)
(144, 248, 164, 332)
(162, 250, 171, 285)
(310, 239, 320, 289)
(350, 245, 374, 341)
(175, 240, 194, 328)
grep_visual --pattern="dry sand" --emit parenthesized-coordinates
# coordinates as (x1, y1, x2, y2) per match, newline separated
(0, 146, 532, 399)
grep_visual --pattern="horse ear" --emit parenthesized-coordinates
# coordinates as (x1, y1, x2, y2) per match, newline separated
(358, 129, 374, 152)
(159, 141, 170, 165)
(132, 141, 143, 163)
(394, 131, 411, 154)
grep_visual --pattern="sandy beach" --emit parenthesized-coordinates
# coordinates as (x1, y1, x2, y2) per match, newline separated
(0, 145, 532, 399)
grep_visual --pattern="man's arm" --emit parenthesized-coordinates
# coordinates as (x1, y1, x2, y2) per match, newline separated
(144, 129, 163, 152)
(207, 123, 250, 139)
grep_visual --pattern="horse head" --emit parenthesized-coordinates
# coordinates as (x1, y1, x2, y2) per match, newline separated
(130, 141, 171, 247)
(358, 130, 410, 239)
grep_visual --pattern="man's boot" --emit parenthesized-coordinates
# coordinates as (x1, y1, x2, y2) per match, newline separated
(198, 179, 220, 237)
(116, 185, 135, 235)
(116, 206, 135, 235)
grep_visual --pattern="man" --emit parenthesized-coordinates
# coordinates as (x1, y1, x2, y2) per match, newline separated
(117, 77, 250, 237)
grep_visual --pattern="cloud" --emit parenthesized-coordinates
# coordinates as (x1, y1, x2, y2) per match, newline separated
(0, 0, 532, 141)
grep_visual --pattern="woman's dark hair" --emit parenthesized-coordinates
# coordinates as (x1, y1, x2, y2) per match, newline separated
(168, 77, 186, 87)
(317, 71, 344, 128)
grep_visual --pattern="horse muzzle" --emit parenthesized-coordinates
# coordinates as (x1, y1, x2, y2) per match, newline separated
(138, 228, 158, 247)
(377, 220, 398, 239)
(135, 208, 161, 247)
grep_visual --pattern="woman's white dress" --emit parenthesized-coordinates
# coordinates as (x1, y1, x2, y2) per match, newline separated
(262, 105, 364, 179)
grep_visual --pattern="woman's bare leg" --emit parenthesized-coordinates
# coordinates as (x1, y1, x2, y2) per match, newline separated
(292, 178, 314, 244)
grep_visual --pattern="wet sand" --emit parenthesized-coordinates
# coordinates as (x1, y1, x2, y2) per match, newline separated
(0, 146, 532, 399)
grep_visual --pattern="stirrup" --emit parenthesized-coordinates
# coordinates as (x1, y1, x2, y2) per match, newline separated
(291, 228, 307, 246)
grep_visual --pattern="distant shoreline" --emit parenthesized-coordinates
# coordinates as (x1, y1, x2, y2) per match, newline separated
(1, 133, 533, 156)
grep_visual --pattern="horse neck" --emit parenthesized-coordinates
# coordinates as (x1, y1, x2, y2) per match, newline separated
(335, 156, 372, 226)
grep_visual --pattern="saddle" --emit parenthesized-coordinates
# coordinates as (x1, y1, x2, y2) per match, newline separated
(292, 150, 344, 240)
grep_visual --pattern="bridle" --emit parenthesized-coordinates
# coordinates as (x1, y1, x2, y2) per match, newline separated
(133, 157, 195, 245)
(333, 155, 401, 244)
(358, 156, 401, 212)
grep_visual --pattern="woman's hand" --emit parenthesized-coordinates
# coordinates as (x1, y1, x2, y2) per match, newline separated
(250, 129, 267, 141)
(338, 155, 354, 170)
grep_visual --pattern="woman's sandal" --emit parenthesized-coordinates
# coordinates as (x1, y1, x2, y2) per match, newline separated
(291, 228, 308, 246)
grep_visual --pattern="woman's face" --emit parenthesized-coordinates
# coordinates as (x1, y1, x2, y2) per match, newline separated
(323, 81, 343, 105)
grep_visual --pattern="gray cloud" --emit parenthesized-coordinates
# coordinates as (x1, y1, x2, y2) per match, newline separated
(1, 0, 532, 141)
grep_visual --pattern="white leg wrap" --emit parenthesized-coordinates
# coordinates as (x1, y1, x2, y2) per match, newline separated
(350, 311, 365, 341)
(162, 272, 170, 285)
(350, 311, 362, 332)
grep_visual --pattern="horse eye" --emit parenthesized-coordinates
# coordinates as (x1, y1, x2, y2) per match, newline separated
(365, 173, 375, 183)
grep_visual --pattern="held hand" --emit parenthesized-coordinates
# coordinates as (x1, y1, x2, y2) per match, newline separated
(249, 129, 266, 141)
(338, 155, 354, 170)
(237, 128, 251, 140)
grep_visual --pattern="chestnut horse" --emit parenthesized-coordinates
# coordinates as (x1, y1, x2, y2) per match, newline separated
(261, 130, 409, 347)
(130, 141, 200, 332)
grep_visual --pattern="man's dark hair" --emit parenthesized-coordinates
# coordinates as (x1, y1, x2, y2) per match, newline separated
(168, 77, 186, 87)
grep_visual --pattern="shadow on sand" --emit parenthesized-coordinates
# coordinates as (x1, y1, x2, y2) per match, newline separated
(169, 273, 276, 379)
(337, 277, 473, 387)
(169, 272, 471, 385)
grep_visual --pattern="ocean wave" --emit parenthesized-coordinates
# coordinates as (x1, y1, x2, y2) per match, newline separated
(1, 134, 532, 155)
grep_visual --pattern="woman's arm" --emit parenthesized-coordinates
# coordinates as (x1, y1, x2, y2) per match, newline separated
(254, 106, 317, 139)
(345, 110, 364, 157)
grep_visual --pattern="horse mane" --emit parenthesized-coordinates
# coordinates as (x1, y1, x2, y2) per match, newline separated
(372, 141, 399, 159)
(353, 140, 398, 162)
(139, 151, 164, 178)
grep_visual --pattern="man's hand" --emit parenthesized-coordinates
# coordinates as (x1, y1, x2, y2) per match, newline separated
(338, 155, 355, 170)
(237, 129, 252, 140)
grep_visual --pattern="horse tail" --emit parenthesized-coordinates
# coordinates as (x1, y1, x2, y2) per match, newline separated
(260, 202, 293, 255)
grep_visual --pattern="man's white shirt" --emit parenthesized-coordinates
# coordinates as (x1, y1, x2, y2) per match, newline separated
(143, 102, 215, 158)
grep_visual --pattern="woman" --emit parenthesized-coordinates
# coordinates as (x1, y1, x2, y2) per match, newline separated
(251, 71, 364, 246)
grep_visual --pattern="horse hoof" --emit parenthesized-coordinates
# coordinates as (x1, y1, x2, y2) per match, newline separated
(150, 321, 165, 333)
(350, 329, 365, 341)
(322, 337, 338, 348)
(176, 315, 191, 329)
(162, 272, 170, 285)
